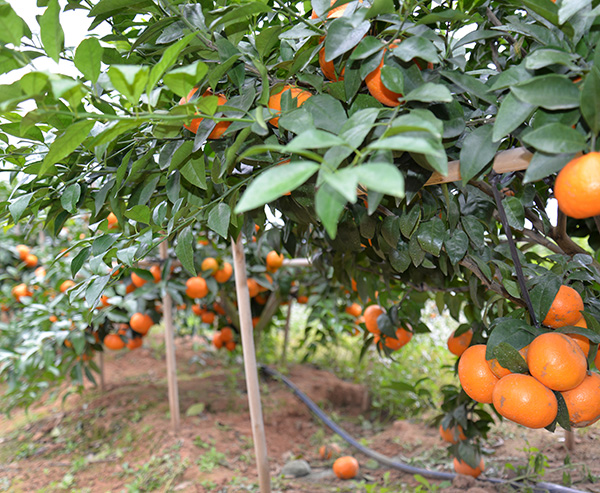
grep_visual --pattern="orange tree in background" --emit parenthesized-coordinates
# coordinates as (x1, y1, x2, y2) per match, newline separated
(0, 0, 600, 473)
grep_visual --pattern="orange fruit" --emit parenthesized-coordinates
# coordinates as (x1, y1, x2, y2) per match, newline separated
(179, 88, 231, 139)
(268, 85, 312, 128)
(527, 332, 587, 391)
(125, 283, 136, 294)
(225, 340, 236, 351)
(186, 276, 209, 298)
(266, 250, 284, 272)
(192, 304, 205, 316)
(100, 295, 110, 308)
(252, 316, 260, 328)
(351, 278, 357, 291)
(60, 280, 75, 293)
(554, 152, 600, 219)
(486, 345, 529, 379)
(492, 374, 558, 428)
(150, 265, 161, 283)
(568, 317, 590, 356)
(127, 337, 143, 350)
(214, 262, 233, 283)
(363, 305, 384, 335)
(542, 285, 584, 328)
(319, 443, 341, 459)
(104, 333, 125, 350)
(458, 345, 500, 404)
(212, 331, 223, 349)
(375, 327, 412, 351)
(345, 303, 362, 318)
(447, 329, 473, 356)
(595, 350, 600, 370)
(297, 295, 309, 304)
(107, 212, 118, 229)
(318, 35, 345, 81)
(131, 272, 147, 288)
(220, 327, 234, 343)
(201, 311, 215, 324)
(130, 312, 153, 335)
(561, 372, 600, 427)
(34, 266, 46, 278)
(12, 283, 32, 301)
(49, 315, 58, 323)
(213, 302, 226, 315)
(365, 41, 403, 107)
(15, 244, 30, 260)
(201, 257, 219, 273)
(332, 456, 359, 479)
(24, 254, 38, 268)
(247, 278, 260, 298)
(453, 458, 484, 478)
(439, 424, 466, 444)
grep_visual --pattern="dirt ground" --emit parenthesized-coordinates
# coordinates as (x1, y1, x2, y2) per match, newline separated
(1, 333, 599, 493)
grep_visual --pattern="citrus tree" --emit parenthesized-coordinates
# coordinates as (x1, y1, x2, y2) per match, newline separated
(1, 0, 600, 475)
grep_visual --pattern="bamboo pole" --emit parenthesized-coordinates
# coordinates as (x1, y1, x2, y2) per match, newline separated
(280, 298, 294, 367)
(425, 146, 533, 186)
(565, 430, 574, 451)
(160, 240, 180, 434)
(231, 233, 271, 493)
(98, 351, 105, 392)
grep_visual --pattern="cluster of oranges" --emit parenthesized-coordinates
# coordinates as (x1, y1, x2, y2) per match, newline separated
(452, 285, 600, 432)
(15, 244, 38, 268)
(212, 327, 236, 352)
(363, 304, 413, 352)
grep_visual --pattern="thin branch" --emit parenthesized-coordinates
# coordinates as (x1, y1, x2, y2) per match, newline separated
(485, 7, 526, 56)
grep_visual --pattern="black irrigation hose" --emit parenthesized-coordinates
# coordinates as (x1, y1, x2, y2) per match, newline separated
(260, 364, 587, 493)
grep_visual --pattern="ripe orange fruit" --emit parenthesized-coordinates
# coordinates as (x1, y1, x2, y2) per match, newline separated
(186, 276, 208, 298)
(247, 278, 260, 298)
(345, 303, 362, 318)
(447, 329, 473, 356)
(130, 312, 153, 335)
(492, 374, 558, 428)
(213, 302, 226, 315)
(220, 327, 234, 343)
(125, 283, 136, 294)
(15, 244, 30, 260)
(201, 257, 219, 273)
(268, 85, 312, 128)
(595, 350, 600, 370)
(332, 456, 359, 479)
(49, 315, 58, 323)
(100, 295, 110, 308)
(486, 345, 529, 379)
(568, 317, 590, 356)
(24, 254, 38, 268)
(439, 424, 466, 444)
(458, 345, 499, 403)
(104, 333, 125, 350)
(363, 305, 384, 335)
(453, 458, 484, 478)
(179, 88, 231, 139)
(131, 271, 148, 288)
(192, 304, 205, 316)
(60, 280, 75, 293)
(554, 152, 600, 219)
(127, 337, 143, 350)
(319, 443, 341, 459)
(225, 340, 236, 351)
(297, 295, 309, 304)
(542, 285, 584, 328)
(318, 35, 345, 81)
(34, 266, 46, 278)
(561, 372, 600, 428)
(212, 331, 223, 349)
(107, 212, 118, 229)
(214, 262, 233, 283)
(150, 265, 161, 283)
(201, 311, 215, 324)
(12, 283, 32, 301)
(375, 327, 412, 351)
(527, 333, 587, 391)
(266, 250, 284, 272)
(365, 41, 403, 107)
(252, 316, 260, 328)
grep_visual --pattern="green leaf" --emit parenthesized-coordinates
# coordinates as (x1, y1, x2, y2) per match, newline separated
(324, 17, 371, 61)
(322, 168, 358, 203)
(558, 0, 591, 24)
(286, 129, 348, 151)
(512, 75, 580, 110)
(61, 184, 81, 213)
(404, 83, 452, 103)
(89, 120, 141, 149)
(492, 342, 529, 374)
(440, 70, 496, 105)
(523, 152, 575, 183)
(85, 275, 110, 306)
(124, 205, 151, 224)
(502, 196, 525, 231)
(525, 48, 579, 70)
(315, 183, 346, 238)
(9, 192, 33, 222)
(181, 158, 206, 189)
(107, 65, 149, 105)
(459, 125, 501, 184)
(147, 32, 197, 93)
(235, 161, 319, 213)
(88, 0, 152, 17)
(71, 247, 90, 278)
(186, 403, 206, 417)
(380, 65, 404, 94)
(92, 234, 117, 256)
(580, 68, 600, 135)
(399, 205, 421, 239)
(529, 276, 561, 324)
(461, 216, 484, 245)
(41, 120, 95, 175)
(74, 37, 102, 83)
(0, 3, 25, 45)
(208, 203, 231, 239)
(492, 92, 536, 142)
(355, 162, 404, 198)
(175, 226, 196, 275)
(38, 0, 64, 63)
(522, 123, 587, 153)
(368, 134, 445, 157)
(392, 37, 438, 63)
(211, 2, 271, 30)
(416, 218, 445, 256)
(444, 230, 468, 264)
(163, 61, 208, 97)
(486, 317, 540, 359)
(255, 25, 282, 60)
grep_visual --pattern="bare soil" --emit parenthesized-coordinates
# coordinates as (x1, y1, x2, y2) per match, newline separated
(1, 333, 599, 492)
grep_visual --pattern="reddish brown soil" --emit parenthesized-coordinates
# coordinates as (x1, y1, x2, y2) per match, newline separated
(1, 333, 599, 492)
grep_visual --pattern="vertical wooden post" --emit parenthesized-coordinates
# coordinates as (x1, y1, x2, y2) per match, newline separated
(231, 234, 271, 493)
(98, 351, 106, 392)
(280, 299, 293, 367)
(160, 240, 180, 434)
(565, 430, 574, 451)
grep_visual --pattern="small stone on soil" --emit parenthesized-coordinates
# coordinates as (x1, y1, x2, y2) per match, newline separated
(281, 459, 312, 477)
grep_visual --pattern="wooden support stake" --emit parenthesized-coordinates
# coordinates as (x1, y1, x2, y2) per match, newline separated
(98, 351, 105, 392)
(160, 240, 180, 434)
(565, 430, 575, 451)
(280, 298, 294, 367)
(231, 234, 271, 493)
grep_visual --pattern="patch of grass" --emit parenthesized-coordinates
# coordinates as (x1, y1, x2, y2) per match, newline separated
(197, 447, 227, 472)
(121, 452, 189, 492)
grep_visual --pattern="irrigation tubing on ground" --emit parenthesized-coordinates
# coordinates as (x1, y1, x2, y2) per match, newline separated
(259, 364, 586, 493)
